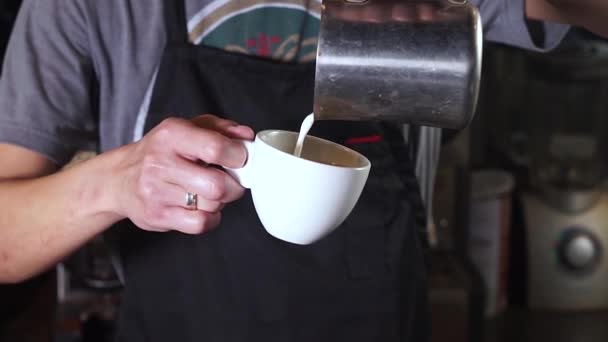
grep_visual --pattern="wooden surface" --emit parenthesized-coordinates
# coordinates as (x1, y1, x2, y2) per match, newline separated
(485, 307, 608, 342)
(0, 271, 55, 342)
(428, 252, 485, 342)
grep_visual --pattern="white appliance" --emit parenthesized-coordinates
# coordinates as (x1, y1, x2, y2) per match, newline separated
(523, 191, 608, 311)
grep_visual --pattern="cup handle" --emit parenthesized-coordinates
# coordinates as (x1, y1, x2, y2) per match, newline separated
(225, 140, 255, 189)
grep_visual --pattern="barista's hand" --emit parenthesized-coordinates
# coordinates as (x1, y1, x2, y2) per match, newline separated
(334, 2, 439, 23)
(111, 115, 254, 234)
(527, 0, 608, 38)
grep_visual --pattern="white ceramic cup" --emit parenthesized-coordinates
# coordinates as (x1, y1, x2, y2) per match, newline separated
(226, 130, 371, 245)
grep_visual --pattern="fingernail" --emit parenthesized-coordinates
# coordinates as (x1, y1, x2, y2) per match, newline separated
(222, 142, 245, 168)
(228, 125, 254, 138)
(227, 124, 247, 131)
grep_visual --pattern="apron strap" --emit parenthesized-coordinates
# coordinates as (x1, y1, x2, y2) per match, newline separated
(163, 0, 189, 44)
(383, 123, 430, 258)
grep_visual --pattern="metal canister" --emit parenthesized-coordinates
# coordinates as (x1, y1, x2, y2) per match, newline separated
(314, 0, 483, 129)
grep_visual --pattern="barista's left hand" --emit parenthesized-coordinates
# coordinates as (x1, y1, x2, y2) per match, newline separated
(332, 2, 439, 23)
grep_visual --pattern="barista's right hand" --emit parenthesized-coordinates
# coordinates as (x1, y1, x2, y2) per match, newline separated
(110, 115, 254, 234)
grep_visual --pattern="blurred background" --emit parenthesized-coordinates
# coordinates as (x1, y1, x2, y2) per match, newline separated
(2, 1, 608, 341)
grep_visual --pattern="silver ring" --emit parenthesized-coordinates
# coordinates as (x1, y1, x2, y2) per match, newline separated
(185, 192, 198, 210)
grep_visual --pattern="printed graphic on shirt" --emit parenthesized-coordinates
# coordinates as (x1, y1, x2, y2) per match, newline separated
(187, 0, 321, 62)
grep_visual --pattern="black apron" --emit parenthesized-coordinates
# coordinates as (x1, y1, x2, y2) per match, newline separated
(114, 1, 429, 341)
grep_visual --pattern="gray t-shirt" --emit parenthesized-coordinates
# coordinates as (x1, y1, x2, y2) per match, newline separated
(0, 0, 569, 165)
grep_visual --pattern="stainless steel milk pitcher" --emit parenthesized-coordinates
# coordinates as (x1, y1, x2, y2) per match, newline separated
(313, 0, 483, 130)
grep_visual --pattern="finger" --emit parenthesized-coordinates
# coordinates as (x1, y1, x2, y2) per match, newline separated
(417, 3, 436, 22)
(163, 157, 245, 203)
(159, 182, 225, 212)
(155, 118, 248, 168)
(199, 200, 225, 213)
(192, 114, 255, 140)
(224, 125, 255, 140)
(362, 6, 386, 23)
(151, 207, 221, 235)
(336, 5, 363, 21)
(392, 4, 416, 21)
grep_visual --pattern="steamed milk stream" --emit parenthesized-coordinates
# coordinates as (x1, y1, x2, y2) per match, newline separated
(293, 113, 315, 158)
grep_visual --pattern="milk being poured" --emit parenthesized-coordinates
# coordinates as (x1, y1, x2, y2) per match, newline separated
(293, 113, 315, 158)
